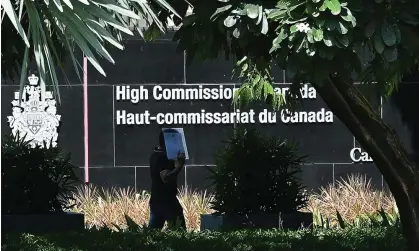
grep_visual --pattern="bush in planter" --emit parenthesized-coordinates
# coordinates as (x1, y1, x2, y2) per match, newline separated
(2, 133, 80, 214)
(208, 128, 308, 216)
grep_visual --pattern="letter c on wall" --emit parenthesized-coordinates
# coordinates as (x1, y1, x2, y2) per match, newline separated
(350, 147, 361, 162)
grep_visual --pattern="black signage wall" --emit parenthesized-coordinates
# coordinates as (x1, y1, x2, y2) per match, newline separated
(1, 35, 418, 193)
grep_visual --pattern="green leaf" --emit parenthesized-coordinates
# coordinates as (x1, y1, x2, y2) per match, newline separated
(337, 35, 349, 47)
(381, 21, 397, 46)
(237, 56, 248, 66)
(246, 4, 259, 19)
(313, 29, 324, 42)
(18, 29, 30, 105)
(96, 2, 142, 20)
(62, 0, 73, 9)
(278, 28, 288, 40)
(373, 33, 385, 54)
(364, 21, 376, 38)
(211, 4, 233, 19)
(337, 22, 348, 34)
(315, 19, 325, 27)
(379, 208, 390, 226)
(233, 27, 241, 38)
(261, 14, 269, 34)
(153, 0, 181, 18)
(400, 13, 419, 25)
(326, 0, 341, 15)
(323, 34, 333, 47)
(125, 214, 140, 232)
(306, 47, 316, 56)
(383, 47, 398, 62)
(256, 6, 263, 25)
(307, 30, 315, 43)
(52, 0, 64, 12)
(336, 210, 346, 229)
(224, 16, 237, 27)
(2, 0, 30, 47)
(82, 3, 133, 35)
(85, 19, 124, 50)
(290, 25, 298, 33)
(267, 9, 287, 19)
(395, 25, 401, 43)
(341, 13, 356, 27)
(325, 20, 337, 31)
(319, 1, 328, 11)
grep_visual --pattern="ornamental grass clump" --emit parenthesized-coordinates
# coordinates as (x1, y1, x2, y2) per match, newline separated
(308, 173, 396, 226)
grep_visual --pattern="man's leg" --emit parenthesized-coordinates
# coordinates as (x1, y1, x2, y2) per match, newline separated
(167, 199, 186, 230)
(148, 203, 165, 229)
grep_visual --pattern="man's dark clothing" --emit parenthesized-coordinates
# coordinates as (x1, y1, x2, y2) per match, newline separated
(149, 148, 185, 229)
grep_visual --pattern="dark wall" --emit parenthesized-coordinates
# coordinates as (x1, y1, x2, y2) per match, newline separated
(2, 34, 418, 193)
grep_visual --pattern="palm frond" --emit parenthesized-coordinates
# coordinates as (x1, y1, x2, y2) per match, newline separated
(1, 0, 183, 103)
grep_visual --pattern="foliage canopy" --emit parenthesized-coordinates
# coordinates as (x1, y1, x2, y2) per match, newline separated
(173, 0, 419, 108)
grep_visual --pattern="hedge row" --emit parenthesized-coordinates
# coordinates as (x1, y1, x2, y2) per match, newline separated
(3, 227, 406, 251)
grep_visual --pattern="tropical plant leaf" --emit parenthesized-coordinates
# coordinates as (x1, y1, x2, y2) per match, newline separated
(1, 0, 30, 47)
(326, 0, 341, 15)
(3, 0, 180, 103)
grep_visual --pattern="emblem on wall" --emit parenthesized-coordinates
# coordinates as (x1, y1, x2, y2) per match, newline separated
(7, 74, 61, 148)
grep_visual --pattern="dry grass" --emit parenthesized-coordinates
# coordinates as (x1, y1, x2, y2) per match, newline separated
(71, 173, 396, 231)
(71, 185, 214, 231)
(306, 173, 396, 223)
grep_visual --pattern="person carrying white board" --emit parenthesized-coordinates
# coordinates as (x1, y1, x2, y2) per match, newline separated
(148, 130, 186, 229)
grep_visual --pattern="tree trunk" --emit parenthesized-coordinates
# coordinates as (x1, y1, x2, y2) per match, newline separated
(312, 79, 419, 251)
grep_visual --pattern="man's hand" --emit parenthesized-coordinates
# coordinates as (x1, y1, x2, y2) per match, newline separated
(160, 152, 186, 183)
(160, 170, 170, 183)
(174, 151, 186, 168)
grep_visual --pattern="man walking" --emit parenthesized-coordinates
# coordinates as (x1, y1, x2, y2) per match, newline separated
(148, 131, 186, 229)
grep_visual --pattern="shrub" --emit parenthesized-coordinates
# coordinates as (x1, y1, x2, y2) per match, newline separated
(2, 133, 79, 214)
(209, 128, 308, 216)
(2, 226, 407, 251)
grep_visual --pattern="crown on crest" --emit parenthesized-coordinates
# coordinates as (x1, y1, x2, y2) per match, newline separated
(28, 74, 39, 86)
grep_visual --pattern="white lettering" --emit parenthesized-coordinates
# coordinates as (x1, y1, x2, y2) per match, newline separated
(258, 109, 276, 124)
(350, 148, 374, 163)
(152, 85, 238, 101)
(281, 108, 333, 124)
(115, 85, 148, 103)
(273, 84, 316, 99)
(116, 110, 150, 125)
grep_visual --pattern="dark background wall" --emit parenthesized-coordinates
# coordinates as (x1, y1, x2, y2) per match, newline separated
(1, 34, 418, 193)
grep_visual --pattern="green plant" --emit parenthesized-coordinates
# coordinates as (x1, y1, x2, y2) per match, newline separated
(209, 127, 308, 216)
(2, 226, 407, 251)
(172, 1, 419, 248)
(1, 133, 80, 214)
(1, 0, 181, 98)
(313, 208, 400, 229)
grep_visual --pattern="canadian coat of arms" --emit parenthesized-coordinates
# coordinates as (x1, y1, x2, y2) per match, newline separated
(7, 74, 61, 148)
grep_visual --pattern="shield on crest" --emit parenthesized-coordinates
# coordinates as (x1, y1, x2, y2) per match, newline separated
(26, 112, 44, 134)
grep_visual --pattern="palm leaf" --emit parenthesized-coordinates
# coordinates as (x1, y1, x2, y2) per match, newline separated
(2, 0, 182, 103)
(1, 0, 30, 47)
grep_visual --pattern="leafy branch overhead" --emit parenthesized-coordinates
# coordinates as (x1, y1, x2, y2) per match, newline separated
(1, 0, 181, 102)
(174, 0, 419, 110)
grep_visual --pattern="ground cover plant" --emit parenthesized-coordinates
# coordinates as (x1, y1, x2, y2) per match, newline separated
(2, 226, 406, 251)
